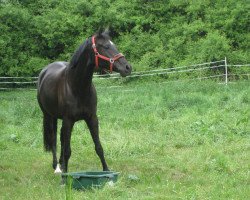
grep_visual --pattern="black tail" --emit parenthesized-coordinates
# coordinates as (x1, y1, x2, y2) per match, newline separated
(43, 114, 57, 152)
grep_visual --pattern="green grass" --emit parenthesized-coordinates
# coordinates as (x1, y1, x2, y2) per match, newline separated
(0, 80, 249, 200)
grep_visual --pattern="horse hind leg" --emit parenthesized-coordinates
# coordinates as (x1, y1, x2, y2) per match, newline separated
(52, 118, 62, 174)
(59, 118, 74, 173)
(43, 113, 60, 173)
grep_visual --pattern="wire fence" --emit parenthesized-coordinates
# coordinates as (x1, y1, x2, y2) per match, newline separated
(0, 58, 249, 90)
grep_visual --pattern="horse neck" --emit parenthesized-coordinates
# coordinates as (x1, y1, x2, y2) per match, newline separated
(66, 50, 95, 94)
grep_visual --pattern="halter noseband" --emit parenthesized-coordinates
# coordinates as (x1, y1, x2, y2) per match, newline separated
(91, 36, 124, 73)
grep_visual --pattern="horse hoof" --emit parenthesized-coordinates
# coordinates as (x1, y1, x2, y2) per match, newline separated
(104, 168, 110, 171)
(54, 164, 62, 174)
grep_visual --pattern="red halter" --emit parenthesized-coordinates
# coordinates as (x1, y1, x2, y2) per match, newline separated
(91, 36, 124, 73)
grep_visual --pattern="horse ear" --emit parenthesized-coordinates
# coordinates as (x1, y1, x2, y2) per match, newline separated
(107, 26, 118, 38)
(96, 26, 110, 39)
(103, 27, 110, 36)
(96, 27, 105, 37)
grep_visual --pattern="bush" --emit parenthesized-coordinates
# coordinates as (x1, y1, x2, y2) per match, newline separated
(0, 0, 249, 76)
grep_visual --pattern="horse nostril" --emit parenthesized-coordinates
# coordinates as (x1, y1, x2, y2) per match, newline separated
(126, 65, 130, 70)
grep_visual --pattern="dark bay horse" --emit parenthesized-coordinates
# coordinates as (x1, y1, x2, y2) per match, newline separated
(37, 30, 132, 174)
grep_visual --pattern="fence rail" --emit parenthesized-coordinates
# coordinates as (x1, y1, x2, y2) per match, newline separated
(0, 58, 249, 90)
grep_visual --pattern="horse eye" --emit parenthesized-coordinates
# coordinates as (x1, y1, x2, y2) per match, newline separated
(104, 44, 110, 49)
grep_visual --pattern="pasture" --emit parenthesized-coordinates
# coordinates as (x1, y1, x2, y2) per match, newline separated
(0, 80, 249, 199)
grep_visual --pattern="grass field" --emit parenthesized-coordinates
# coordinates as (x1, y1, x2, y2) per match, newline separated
(0, 80, 249, 200)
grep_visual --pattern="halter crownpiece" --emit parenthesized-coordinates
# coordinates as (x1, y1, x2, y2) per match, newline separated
(91, 36, 124, 73)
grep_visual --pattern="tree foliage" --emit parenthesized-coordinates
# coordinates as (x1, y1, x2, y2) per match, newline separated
(0, 0, 249, 76)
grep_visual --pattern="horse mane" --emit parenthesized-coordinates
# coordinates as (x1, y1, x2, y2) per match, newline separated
(69, 38, 90, 68)
(69, 30, 110, 69)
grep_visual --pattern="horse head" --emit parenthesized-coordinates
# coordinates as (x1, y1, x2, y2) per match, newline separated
(92, 30, 132, 77)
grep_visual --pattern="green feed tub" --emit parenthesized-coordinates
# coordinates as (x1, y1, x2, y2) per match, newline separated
(62, 171, 119, 190)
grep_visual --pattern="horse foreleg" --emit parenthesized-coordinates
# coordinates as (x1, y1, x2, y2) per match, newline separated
(86, 115, 109, 171)
(59, 118, 74, 173)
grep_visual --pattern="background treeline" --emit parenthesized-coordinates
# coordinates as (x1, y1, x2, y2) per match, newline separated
(0, 0, 249, 76)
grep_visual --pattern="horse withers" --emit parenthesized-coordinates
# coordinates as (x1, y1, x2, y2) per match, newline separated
(37, 30, 132, 175)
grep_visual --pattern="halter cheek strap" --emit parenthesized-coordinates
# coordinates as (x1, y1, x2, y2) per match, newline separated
(91, 36, 124, 72)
